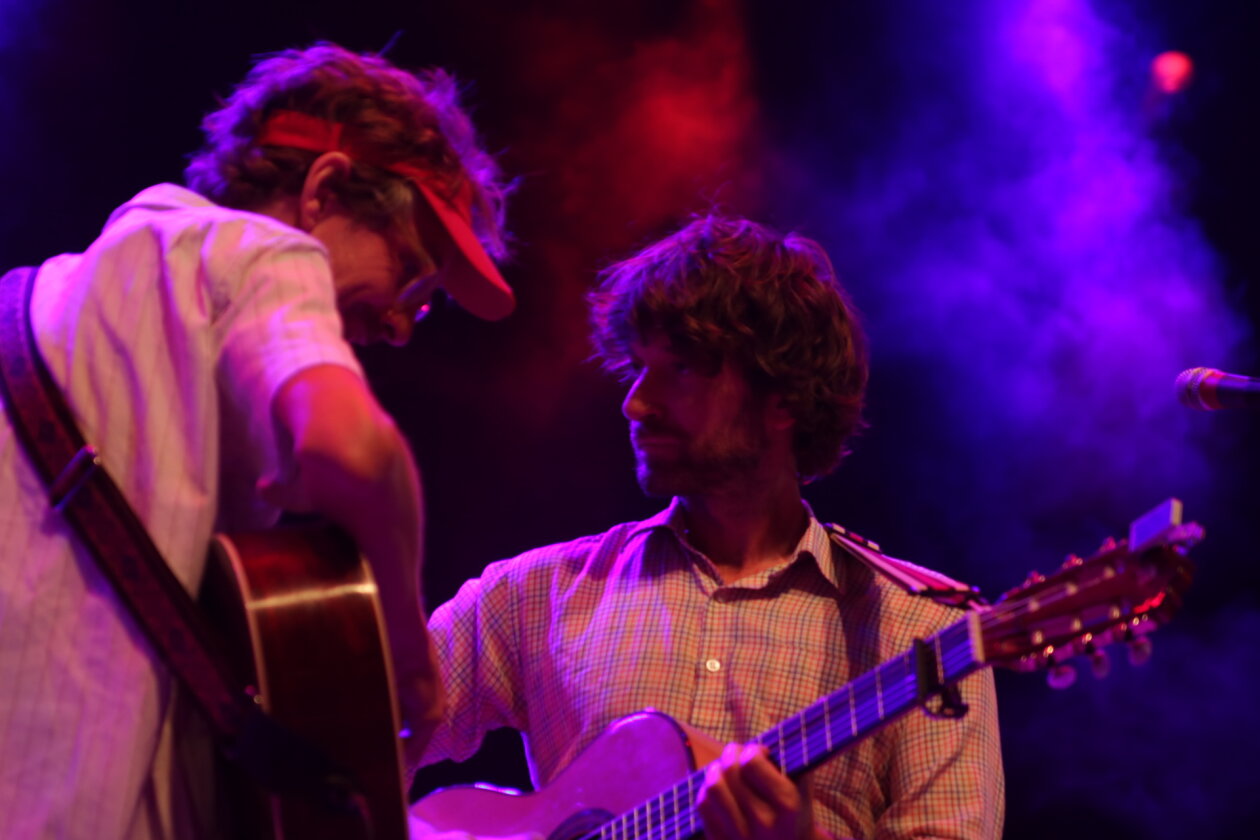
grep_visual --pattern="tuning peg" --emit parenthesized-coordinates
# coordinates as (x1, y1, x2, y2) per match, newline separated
(1097, 536, 1118, 552)
(1047, 663, 1077, 690)
(1126, 636, 1153, 667)
(1089, 649, 1111, 679)
(1060, 554, 1083, 569)
(1024, 570, 1046, 586)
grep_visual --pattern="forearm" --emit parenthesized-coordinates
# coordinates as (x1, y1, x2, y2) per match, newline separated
(269, 365, 445, 759)
(297, 420, 444, 751)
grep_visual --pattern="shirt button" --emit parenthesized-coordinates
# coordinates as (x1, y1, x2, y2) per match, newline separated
(705, 658, 722, 673)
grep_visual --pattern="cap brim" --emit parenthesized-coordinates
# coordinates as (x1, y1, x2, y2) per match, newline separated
(413, 181, 515, 321)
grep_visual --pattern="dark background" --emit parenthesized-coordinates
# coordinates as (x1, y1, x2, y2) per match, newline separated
(2, 1, 1257, 837)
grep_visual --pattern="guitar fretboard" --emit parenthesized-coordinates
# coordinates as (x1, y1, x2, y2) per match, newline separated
(594, 614, 984, 840)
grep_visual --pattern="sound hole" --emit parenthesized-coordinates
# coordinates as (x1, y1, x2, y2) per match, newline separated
(549, 808, 615, 840)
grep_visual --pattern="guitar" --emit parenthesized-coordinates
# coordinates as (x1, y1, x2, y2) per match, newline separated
(199, 520, 409, 840)
(412, 499, 1202, 840)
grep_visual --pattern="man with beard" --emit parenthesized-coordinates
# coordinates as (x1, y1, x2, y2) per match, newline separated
(415, 216, 1004, 839)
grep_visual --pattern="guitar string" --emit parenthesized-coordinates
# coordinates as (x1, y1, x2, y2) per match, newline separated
(597, 572, 1140, 840)
(613, 669, 970, 840)
(975, 552, 1162, 635)
(602, 626, 976, 840)
(604, 668, 933, 840)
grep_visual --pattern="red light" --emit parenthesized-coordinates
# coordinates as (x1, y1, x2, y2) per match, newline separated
(1151, 50, 1194, 94)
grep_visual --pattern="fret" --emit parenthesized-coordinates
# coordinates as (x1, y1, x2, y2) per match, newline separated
(938, 615, 983, 683)
(852, 671, 878, 733)
(847, 681, 857, 738)
(683, 776, 699, 836)
(874, 665, 884, 720)
(799, 711, 809, 767)
(881, 653, 912, 710)
(777, 713, 806, 773)
(823, 693, 833, 752)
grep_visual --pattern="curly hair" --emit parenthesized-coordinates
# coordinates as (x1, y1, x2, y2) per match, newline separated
(589, 216, 868, 481)
(185, 42, 507, 258)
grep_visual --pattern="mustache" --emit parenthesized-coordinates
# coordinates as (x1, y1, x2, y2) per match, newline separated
(630, 421, 686, 441)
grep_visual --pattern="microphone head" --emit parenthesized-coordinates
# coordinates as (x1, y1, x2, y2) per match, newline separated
(1176, 367, 1224, 410)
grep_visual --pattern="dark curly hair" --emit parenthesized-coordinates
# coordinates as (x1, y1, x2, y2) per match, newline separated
(589, 216, 868, 481)
(185, 42, 507, 258)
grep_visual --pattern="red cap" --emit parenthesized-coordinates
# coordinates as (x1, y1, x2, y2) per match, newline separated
(257, 110, 514, 320)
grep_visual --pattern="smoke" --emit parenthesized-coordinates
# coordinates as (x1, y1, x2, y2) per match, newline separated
(762, 1, 1255, 835)
(771, 0, 1249, 561)
(503, 0, 765, 257)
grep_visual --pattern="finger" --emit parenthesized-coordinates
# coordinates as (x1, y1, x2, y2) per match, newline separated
(698, 756, 744, 840)
(739, 746, 802, 814)
(728, 744, 786, 833)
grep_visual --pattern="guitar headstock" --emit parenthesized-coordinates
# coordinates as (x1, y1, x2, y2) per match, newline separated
(982, 499, 1202, 686)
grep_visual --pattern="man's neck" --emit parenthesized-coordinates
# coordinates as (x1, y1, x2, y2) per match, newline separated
(677, 473, 808, 584)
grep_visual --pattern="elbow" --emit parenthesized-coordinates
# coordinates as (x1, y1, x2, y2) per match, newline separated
(290, 411, 412, 507)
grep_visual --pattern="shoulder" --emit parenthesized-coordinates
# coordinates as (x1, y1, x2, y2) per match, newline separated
(824, 522, 984, 647)
(475, 520, 655, 590)
(828, 523, 980, 606)
(98, 184, 324, 271)
(433, 519, 664, 618)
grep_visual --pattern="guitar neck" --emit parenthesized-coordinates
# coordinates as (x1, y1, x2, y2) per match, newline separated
(594, 613, 986, 840)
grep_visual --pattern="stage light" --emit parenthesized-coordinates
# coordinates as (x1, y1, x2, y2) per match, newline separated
(1151, 50, 1193, 94)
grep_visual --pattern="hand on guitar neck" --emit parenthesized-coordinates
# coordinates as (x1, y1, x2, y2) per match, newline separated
(698, 743, 836, 840)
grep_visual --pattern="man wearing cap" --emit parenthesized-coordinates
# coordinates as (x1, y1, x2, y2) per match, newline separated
(0, 43, 511, 840)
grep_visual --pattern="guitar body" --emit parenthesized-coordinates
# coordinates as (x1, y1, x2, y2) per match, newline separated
(200, 521, 408, 840)
(412, 711, 708, 840)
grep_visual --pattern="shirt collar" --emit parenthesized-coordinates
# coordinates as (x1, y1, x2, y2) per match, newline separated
(628, 497, 844, 592)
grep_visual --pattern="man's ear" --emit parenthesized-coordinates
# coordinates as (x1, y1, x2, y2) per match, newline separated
(296, 152, 354, 231)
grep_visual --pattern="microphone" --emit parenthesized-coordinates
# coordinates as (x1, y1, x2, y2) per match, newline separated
(1176, 367, 1260, 411)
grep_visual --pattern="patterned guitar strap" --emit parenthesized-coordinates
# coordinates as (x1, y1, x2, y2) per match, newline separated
(0, 265, 363, 814)
(825, 523, 986, 719)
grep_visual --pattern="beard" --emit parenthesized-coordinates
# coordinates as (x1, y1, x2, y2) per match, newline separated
(633, 415, 768, 497)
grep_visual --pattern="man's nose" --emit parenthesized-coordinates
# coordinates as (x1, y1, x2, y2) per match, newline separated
(621, 370, 657, 421)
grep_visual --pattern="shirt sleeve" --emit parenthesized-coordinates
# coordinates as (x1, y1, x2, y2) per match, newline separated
(873, 667, 1005, 839)
(213, 229, 364, 412)
(209, 224, 367, 525)
(420, 561, 531, 767)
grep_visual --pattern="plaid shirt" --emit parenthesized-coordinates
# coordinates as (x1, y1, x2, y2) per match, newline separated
(422, 500, 1004, 839)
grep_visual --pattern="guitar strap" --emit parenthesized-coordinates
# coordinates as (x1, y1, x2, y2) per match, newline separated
(826, 523, 987, 610)
(826, 524, 983, 718)
(0, 265, 364, 813)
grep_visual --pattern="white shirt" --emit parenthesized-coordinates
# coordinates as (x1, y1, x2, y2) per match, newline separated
(0, 184, 363, 840)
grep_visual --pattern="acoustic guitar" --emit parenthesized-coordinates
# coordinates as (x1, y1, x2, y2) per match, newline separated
(200, 520, 409, 840)
(413, 499, 1202, 840)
